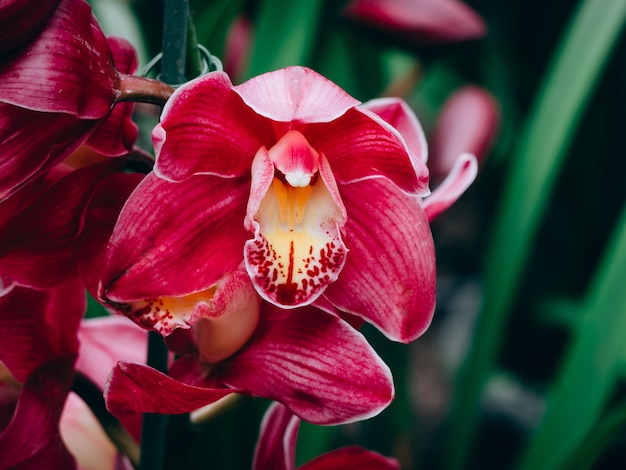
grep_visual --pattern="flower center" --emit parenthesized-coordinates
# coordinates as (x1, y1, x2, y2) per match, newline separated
(244, 131, 348, 307)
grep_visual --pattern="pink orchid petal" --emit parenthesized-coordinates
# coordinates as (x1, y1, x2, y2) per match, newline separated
(344, 0, 486, 45)
(233, 66, 360, 123)
(0, 0, 60, 54)
(0, 355, 77, 470)
(253, 402, 298, 470)
(305, 107, 429, 195)
(430, 86, 499, 180)
(0, 103, 95, 200)
(324, 178, 436, 342)
(74, 171, 144, 297)
(361, 97, 429, 165)
(153, 71, 274, 181)
(0, 160, 121, 289)
(422, 152, 477, 221)
(104, 362, 233, 417)
(300, 446, 400, 470)
(221, 306, 394, 425)
(101, 172, 249, 303)
(0, 281, 85, 383)
(59, 393, 117, 470)
(0, 0, 118, 118)
(75, 316, 148, 389)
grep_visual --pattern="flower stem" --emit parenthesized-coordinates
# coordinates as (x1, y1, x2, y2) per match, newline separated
(139, 332, 169, 470)
(117, 75, 174, 105)
(160, 0, 190, 85)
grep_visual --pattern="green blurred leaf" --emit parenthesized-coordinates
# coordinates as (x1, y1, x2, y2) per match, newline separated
(245, 0, 325, 77)
(445, 1, 626, 468)
(518, 203, 626, 469)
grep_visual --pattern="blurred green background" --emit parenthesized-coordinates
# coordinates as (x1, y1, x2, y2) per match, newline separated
(90, 0, 626, 468)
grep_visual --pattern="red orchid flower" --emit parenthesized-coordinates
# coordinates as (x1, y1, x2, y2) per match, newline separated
(100, 66, 436, 343)
(0, 282, 147, 469)
(0, 0, 138, 199)
(253, 402, 399, 470)
(343, 0, 486, 45)
(105, 270, 394, 426)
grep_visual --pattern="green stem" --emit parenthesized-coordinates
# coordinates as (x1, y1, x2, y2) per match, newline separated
(160, 0, 189, 85)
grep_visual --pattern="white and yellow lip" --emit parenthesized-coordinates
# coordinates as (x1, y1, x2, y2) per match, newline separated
(244, 130, 348, 307)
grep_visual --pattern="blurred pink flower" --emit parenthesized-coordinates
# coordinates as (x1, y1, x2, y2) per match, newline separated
(224, 15, 253, 82)
(253, 402, 399, 470)
(343, 0, 486, 45)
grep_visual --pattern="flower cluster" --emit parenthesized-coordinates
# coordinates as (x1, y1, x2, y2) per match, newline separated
(0, 0, 496, 467)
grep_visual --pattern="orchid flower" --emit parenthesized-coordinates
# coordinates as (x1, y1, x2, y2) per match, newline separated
(0, 282, 148, 469)
(105, 270, 394, 426)
(343, 0, 486, 45)
(100, 66, 437, 343)
(253, 402, 399, 470)
(0, 0, 139, 199)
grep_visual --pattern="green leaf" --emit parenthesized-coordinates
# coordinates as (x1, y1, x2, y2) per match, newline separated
(245, 0, 326, 78)
(518, 203, 626, 469)
(444, 1, 626, 468)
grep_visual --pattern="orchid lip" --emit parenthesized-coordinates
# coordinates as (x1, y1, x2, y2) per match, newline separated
(245, 132, 348, 308)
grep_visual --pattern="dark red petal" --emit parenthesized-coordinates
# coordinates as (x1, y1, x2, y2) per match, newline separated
(74, 171, 144, 297)
(0, 0, 118, 118)
(0, 282, 85, 383)
(0, 103, 95, 200)
(324, 178, 436, 342)
(104, 362, 233, 417)
(0, 0, 60, 54)
(221, 306, 394, 425)
(101, 173, 249, 302)
(0, 160, 122, 289)
(0, 355, 77, 469)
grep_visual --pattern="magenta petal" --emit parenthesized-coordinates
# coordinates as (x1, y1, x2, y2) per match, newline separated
(253, 402, 298, 470)
(0, 103, 95, 199)
(361, 97, 428, 165)
(0, 281, 85, 383)
(0, 0, 118, 118)
(101, 173, 249, 302)
(430, 86, 499, 180)
(0, 355, 77, 470)
(306, 108, 429, 196)
(423, 153, 477, 221)
(0, 0, 60, 54)
(221, 306, 394, 425)
(104, 362, 233, 417)
(154, 71, 274, 181)
(300, 446, 399, 470)
(74, 171, 144, 297)
(234, 66, 360, 123)
(344, 0, 486, 45)
(324, 178, 436, 342)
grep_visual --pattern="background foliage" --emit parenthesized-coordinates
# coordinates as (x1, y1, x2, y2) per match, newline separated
(90, 0, 626, 468)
